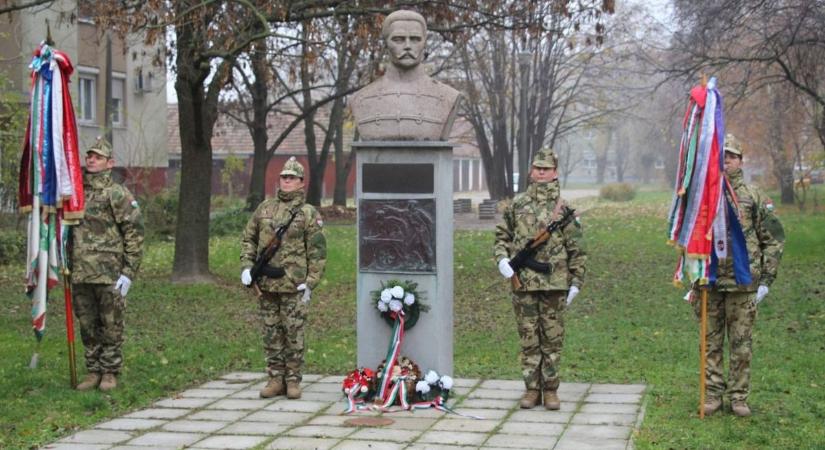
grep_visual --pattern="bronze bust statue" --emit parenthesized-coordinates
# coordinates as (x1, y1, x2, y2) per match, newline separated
(351, 10, 461, 141)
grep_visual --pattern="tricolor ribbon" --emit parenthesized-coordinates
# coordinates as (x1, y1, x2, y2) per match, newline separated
(343, 382, 372, 414)
(376, 312, 405, 402)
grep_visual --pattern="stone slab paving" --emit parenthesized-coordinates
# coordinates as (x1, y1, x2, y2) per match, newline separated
(44, 372, 647, 450)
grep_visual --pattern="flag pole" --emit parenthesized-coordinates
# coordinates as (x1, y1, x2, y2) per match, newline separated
(63, 268, 78, 388)
(698, 72, 708, 420)
(699, 287, 708, 419)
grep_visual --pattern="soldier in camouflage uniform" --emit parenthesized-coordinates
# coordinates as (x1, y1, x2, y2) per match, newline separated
(690, 134, 784, 417)
(494, 148, 586, 410)
(71, 138, 144, 392)
(240, 157, 326, 399)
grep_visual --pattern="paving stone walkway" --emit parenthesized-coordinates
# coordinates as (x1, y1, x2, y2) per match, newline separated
(44, 372, 646, 450)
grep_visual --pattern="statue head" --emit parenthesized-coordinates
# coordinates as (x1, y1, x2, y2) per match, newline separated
(381, 10, 427, 70)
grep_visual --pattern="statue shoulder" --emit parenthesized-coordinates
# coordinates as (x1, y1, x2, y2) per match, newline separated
(352, 78, 385, 103)
(430, 78, 460, 102)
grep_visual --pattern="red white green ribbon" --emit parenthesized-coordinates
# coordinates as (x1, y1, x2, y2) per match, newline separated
(376, 312, 405, 402)
(411, 396, 485, 419)
(343, 382, 371, 414)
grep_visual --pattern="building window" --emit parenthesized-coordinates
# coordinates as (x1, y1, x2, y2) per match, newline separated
(112, 77, 125, 126)
(78, 75, 96, 123)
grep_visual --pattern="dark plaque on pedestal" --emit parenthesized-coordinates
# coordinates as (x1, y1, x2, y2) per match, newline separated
(359, 199, 436, 272)
(362, 163, 434, 193)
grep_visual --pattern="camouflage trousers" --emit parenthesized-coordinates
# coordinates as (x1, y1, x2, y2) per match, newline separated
(512, 290, 566, 391)
(692, 289, 757, 402)
(73, 283, 126, 374)
(260, 291, 308, 382)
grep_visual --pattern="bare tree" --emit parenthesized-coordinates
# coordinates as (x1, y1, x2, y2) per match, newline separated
(667, 0, 825, 152)
(455, 0, 616, 199)
(92, 1, 587, 281)
(0, 0, 53, 16)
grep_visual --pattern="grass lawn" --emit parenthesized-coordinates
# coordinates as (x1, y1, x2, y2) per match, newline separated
(0, 191, 823, 449)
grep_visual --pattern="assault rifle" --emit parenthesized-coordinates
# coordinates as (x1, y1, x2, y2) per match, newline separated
(508, 206, 576, 290)
(249, 209, 300, 296)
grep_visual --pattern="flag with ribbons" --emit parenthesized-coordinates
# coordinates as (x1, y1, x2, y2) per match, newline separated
(667, 77, 751, 287)
(18, 42, 84, 343)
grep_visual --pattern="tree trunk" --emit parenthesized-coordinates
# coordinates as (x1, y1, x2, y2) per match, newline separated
(332, 124, 353, 206)
(769, 89, 796, 205)
(246, 138, 269, 210)
(595, 126, 614, 184)
(170, 18, 222, 283)
(595, 154, 607, 184)
(245, 41, 271, 211)
(171, 86, 214, 282)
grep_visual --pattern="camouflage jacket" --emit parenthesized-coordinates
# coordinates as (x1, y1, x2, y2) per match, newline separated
(494, 181, 586, 292)
(70, 170, 144, 284)
(715, 169, 784, 292)
(240, 189, 326, 293)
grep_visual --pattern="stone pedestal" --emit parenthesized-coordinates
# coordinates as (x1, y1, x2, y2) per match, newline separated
(355, 141, 453, 376)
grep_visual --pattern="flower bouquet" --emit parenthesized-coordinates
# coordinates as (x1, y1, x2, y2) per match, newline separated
(371, 279, 429, 331)
(414, 369, 454, 402)
(374, 355, 421, 405)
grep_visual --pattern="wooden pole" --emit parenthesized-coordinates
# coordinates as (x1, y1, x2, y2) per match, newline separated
(63, 270, 78, 388)
(699, 288, 708, 418)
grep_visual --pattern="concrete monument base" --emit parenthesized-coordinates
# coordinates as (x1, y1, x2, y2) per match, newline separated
(355, 141, 454, 376)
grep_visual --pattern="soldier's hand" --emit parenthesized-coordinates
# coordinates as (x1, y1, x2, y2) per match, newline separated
(754, 285, 769, 305)
(683, 291, 694, 304)
(297, 283, 311, 303)
(114, 275, 131, 297)
(241, 268, 252, 286)
(566, 286, 579, 306)
(498, 258, 514, 278)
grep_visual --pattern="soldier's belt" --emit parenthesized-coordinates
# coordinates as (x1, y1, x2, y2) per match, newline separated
(259, 265, 286, 279)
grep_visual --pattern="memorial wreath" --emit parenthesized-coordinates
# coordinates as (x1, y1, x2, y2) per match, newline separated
(370, 279, 429, 330)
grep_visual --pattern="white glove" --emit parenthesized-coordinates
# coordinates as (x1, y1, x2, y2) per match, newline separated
(683, 291, 693, 303)
(241, 268, 252, 286)
(297, 283, 311, 303)
(754, 285, 769, 305)
(566, 286, 579, 306)
(498, 258, 514, 278)
(114, 275, 132, 297)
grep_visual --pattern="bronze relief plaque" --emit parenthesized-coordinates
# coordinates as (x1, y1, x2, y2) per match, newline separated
(359, 199, 436, 272)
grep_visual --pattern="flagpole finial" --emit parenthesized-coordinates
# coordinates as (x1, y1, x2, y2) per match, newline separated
(700, 73, 708, 88)
(45, 19, 54, 46)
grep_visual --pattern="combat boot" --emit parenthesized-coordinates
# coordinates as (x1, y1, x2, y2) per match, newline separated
(731, 401, 751, 417)
(520, 390, 541, 409)
(260, 377, 285, 398)
(76, 373, 101, 391)
(99, 373, 118, 391)
(543, 390, 561, 410)
(286, 380, 302, 399)
(703, 397, 722, 416)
